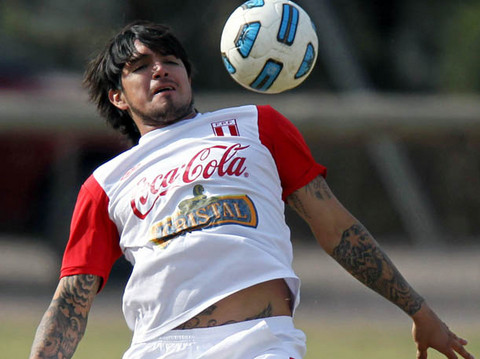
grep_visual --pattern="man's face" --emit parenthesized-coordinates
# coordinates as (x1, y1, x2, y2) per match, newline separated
(109, 40, 195, 135)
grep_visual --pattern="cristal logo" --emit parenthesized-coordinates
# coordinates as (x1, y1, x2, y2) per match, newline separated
(131, 143, 249, 219)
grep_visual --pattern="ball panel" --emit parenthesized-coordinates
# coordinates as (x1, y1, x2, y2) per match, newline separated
(242, 1, 279, 29)
(294, 42, 316, 79)
(242, 0, 266, 9)
(235, 22, 261, 58)
(277, 3, 299, 46)
(249, 59, 283, 92)
(221, 54, 236, 74)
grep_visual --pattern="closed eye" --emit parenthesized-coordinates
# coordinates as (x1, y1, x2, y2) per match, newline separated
(132, 64, 147, 72)
(164, 55, 181, 65)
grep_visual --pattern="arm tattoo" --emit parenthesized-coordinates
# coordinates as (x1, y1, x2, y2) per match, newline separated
(304, 175, 332, 201)
(175, 302, 273, 329)
(332, 224, 424, 316)
(288, 175, 331, 220)
(30, 275, 99, 359)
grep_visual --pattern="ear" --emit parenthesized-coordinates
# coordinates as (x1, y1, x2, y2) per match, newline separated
(108, 89, 129, 111)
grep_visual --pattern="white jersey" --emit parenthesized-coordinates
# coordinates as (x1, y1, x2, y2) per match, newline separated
(61, 105, 326, 343)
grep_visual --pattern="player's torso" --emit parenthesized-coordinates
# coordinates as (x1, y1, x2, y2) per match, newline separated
(93, 105, 300, 339)
(95, 105, 286, 252)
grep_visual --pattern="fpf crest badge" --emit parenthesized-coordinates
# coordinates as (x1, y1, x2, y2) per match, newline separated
(211, 119, 240, 136)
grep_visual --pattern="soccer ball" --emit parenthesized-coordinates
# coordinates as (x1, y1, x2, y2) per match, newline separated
(220, 0, 318, 94)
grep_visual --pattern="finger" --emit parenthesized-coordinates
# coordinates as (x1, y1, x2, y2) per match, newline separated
(457, 337, 469, 346)
(449, 332, 474, 359)
(449, 331, 468, 346)
(456, 348, 474, 359)
(453, 340, 475, 359)
(417, 348, 428, 359)
(443, 348, 459, 359)
(435, 341, 459, 359)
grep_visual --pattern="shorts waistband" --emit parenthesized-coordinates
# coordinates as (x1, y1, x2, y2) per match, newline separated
(148, 316, 294, 343)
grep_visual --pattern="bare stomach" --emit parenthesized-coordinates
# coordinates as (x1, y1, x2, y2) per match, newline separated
(174, 278, 293, 329)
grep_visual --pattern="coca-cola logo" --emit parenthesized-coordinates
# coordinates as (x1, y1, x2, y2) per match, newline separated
(131, 143, 249, 219)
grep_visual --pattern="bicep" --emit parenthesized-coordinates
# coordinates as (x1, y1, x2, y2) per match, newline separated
(287, 175, 357, 253)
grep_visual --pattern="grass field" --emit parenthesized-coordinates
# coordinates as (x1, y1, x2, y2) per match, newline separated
(7, 311, 479, 358)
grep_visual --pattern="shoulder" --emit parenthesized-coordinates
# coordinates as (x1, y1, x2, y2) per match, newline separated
(200, 104, 258, 118)
(85, 145, 139, 193)
(204, 104, 289, 128)
(256, 105, 291, 128)
(210, 104, 284, 118)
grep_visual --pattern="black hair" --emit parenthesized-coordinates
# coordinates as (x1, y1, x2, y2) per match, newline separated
(83, 20, 192, 145)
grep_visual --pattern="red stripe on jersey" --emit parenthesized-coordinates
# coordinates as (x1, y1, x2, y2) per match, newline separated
(60, 175, 122, 291)
(228, 124, 239, 136)
(214, 126, 224, 136)
(257, 105, 327, 201)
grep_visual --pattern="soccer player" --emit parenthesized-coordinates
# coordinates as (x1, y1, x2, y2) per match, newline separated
(30, 21, 473, 359)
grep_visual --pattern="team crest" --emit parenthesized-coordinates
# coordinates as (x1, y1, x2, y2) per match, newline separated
(150, 185, 257, 248)
(211, 119, 240, 136)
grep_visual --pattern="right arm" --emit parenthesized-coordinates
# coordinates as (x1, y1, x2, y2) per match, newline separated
(287, 175, 473, 359)
(30, 274, 101, 359)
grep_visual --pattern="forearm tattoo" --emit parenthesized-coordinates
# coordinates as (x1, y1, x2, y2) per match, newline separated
(175, 302, 273, 329)
(30, 275, 99, 359)
(332, 224, 424, 315)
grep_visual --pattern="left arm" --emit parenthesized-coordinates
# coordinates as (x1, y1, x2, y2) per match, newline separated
(287, 175, 473, 359)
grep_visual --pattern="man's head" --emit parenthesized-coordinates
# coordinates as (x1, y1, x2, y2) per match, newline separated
(84, 21, 195, 144)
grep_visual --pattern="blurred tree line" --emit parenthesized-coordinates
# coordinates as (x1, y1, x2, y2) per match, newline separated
(1, 0, 480, 93)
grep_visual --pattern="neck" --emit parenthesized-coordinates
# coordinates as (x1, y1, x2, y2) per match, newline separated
(138, 108, 198, 136)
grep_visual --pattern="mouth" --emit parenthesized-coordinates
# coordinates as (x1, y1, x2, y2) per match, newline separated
(153, 85, 175, 96)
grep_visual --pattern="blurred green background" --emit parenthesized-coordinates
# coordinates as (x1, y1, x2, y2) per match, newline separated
(2, 0, 480, 92)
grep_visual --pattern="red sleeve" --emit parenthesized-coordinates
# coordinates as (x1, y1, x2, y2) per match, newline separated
(60, 175, 122, 291)
(257, 105, 327, 201)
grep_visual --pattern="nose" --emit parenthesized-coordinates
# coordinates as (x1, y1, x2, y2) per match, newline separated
(152, 63, 168, 79)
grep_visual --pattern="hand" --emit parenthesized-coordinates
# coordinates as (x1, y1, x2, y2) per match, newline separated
(412, 304, 474, 359)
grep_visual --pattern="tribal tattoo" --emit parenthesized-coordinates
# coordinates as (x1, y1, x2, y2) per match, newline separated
(175, 302, 273, 329)
(30, 275, 100, 359)
(332, 224, 425, 316)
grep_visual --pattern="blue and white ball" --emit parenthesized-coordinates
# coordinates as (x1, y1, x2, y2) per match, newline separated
(220, 0, 318, 94)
